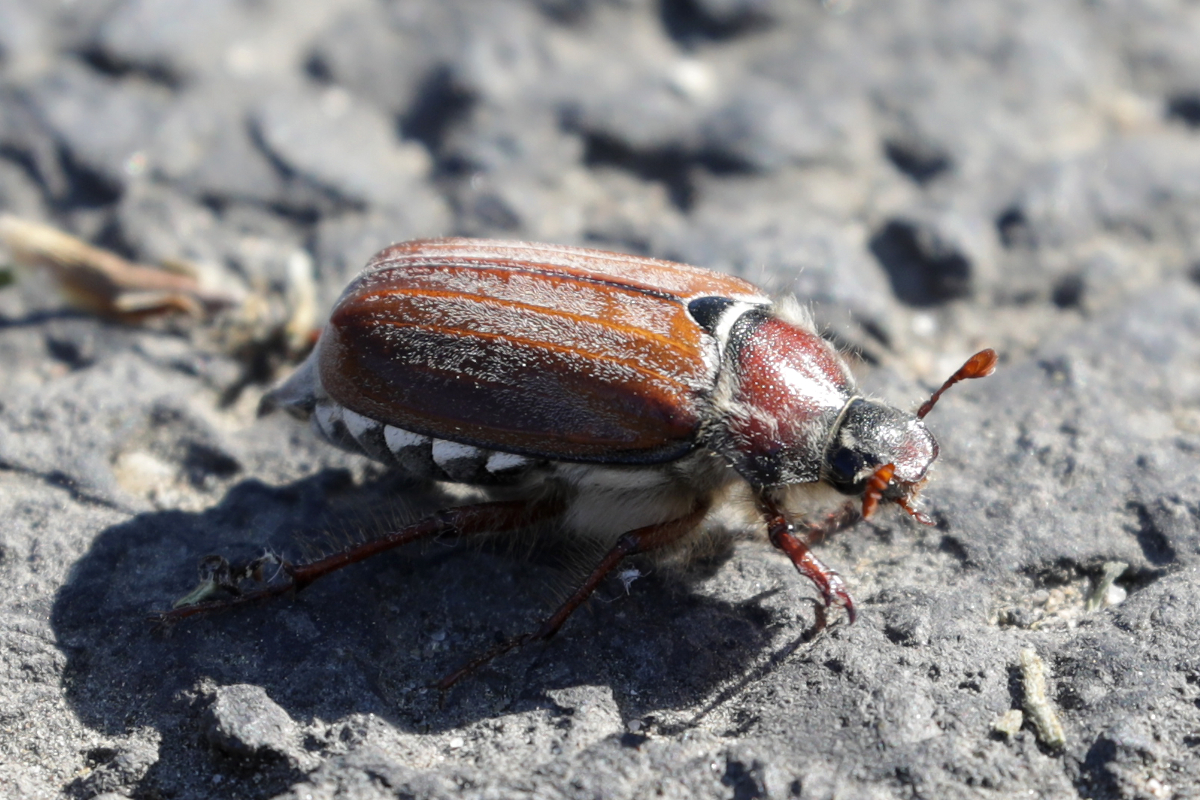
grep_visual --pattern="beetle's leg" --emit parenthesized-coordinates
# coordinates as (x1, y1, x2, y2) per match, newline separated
(798, 502, 861, 546)
(865, 464, 935, 524)
(758, 496, 856, 625)
(437, 503, 710, 690)
(155, 499, 558, 624)
(895, 495, 935, 526)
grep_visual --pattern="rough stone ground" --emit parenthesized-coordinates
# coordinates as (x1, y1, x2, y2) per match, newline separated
(1, 1, 1200, 798)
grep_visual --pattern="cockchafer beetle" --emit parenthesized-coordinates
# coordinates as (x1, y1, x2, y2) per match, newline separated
(165, 238, 996, 687)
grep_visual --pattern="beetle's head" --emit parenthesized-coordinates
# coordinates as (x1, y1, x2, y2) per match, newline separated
(827, 349, 998, 523)
(824, 398, 937, 494)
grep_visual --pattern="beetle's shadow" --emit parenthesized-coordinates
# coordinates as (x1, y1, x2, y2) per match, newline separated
(51, 469, 791, 750)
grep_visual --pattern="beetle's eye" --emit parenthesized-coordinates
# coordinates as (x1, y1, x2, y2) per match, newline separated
(827, 446, 867, 494)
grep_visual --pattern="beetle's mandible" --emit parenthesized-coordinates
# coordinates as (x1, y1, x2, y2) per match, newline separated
(168, 238, 996, 687)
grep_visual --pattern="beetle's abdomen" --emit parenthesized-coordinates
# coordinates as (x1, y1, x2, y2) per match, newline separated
(316, 239, 763, 464)
(310, 398, 542, 484)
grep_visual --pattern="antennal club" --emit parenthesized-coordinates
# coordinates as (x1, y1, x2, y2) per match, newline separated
(916, 349, 998, 420)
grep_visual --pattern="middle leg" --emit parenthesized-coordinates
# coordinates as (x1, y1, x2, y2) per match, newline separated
(437, 502, 711, 689)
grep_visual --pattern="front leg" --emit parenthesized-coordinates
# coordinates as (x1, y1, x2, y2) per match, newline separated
(798, 501, 862, 546)
(758, 495, 857, 624)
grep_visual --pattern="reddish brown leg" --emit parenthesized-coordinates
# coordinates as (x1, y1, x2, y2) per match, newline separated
(862, 462, 936, 526)
(155, 499, 558, 624)
(759, 496, 857, 625)
(798, 502, 862, 546)
(896, 495, 935, 526)
(437, 503, 710, 690)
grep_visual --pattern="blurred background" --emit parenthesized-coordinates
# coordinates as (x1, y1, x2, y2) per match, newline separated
(3, 0, 1198, 372)
(3, 2, 1200, 799)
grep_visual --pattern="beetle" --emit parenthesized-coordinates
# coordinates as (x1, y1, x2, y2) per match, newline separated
(166, 238, 996, 687)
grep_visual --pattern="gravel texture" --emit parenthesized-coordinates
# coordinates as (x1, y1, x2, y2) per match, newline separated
(2, 1, 1200, 798)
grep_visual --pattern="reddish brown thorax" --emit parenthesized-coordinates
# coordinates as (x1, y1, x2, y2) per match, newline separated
(721, 314, 856, 487)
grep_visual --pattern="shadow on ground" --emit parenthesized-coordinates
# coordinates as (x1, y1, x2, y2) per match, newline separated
(50, 469, 791, 789)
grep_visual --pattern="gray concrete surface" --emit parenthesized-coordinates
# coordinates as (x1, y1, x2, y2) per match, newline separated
(2, 1, 1200, 798)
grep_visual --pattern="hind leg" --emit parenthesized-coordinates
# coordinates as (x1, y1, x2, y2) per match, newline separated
(157, 499, 561, 623)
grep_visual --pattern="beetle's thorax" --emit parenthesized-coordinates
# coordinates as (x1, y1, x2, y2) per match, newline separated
(711, 309, 858, 488)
